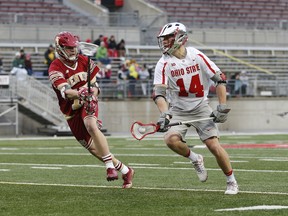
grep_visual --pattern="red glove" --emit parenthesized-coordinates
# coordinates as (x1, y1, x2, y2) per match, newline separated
(78, 87, 94, 103)
(84, 95, 98, 115)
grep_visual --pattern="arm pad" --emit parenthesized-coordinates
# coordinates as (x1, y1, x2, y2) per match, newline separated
(92, 81, 101, 95)
(211, 71, 227, 86)
(152, 85, 167, 102)
(60, 84, 71, 99)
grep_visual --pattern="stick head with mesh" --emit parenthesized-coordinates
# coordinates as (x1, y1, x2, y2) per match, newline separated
(78, 42, 98, 56)
(130, 121, 159, 140)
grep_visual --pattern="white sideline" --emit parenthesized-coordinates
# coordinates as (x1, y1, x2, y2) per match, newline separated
(215, 205, 288, 211)
(0, 181, 287, 196)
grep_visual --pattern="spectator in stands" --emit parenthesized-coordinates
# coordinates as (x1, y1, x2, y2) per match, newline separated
(44, 44, 56, 76)
(19, 49, 26, 61)
(117, 63, 129, 98)
(138, 64, 150, 96)
(24, 54, 33, 76)
(116, 39, 126, 57)
(127, 59, 138, 97)
(95, 61, 104, 82)
(227, 73, 237, 96)
(233, 72, 242, 96)
(102, 36, 109, 48)
(10, 52, 28, 80)
(12, 51, 25, 69)
(107, 35, 118, 57)
(0, 55, 4, 73)
(48, 31, 134, 188)
(153, 22, 238, 195)
(95, 41, 110, 65)
(93, 34, 103, 46)
(102, 64, 112, 83)
(239, 70, 249, 96)
(147, 64, 154, 80)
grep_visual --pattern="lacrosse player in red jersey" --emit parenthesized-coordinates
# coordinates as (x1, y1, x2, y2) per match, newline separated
(48, 31, 134, 188)
(153, 23, 238, 194)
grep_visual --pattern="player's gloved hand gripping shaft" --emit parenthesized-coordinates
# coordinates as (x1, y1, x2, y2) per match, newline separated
(157, 111, 173, 132)
(78, 87, 98, 115)
(210, 104, 230, 123)
(78, 87, 95, 103)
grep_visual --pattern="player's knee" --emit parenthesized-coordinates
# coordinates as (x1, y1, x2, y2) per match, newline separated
(204, 137, 222, 155)
(164, 132, 181, 147)
(85, 121, 99, 135)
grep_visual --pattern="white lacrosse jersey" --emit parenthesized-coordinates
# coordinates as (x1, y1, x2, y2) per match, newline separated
(153, 47, 220, 111)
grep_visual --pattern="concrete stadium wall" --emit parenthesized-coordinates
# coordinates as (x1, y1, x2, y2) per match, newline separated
(1, 24, 288, 47)
(1, 98, 287, 136)
(98, 98, 288, 134)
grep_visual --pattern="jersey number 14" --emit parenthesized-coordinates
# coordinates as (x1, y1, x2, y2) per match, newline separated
(176, 74, 204, 97)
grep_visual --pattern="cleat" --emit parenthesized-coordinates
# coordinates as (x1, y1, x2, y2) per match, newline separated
(106, 168, 118, 181)
(192, 154, 208, 182)
(122, 167, 134, 189)
(225, 181, 239, 195)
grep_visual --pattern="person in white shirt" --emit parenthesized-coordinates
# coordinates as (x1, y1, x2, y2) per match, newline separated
(138, 64, 150, 96)
(152, 22, 238, 195)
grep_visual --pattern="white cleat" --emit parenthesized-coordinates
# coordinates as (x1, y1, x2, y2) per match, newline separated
(225, 181, 239, 195)
(192, 154, 208, 182)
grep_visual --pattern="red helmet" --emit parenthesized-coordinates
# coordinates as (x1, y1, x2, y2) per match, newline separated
(55, 31, 79, 63)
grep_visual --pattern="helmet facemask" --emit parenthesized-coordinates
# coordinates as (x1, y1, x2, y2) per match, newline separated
(157, 23, 188, 55)
(55, 31, 79, 64)
(57, 46, 78, 63)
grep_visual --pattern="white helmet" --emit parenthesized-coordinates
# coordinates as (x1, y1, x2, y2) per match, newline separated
(157, 22, 188, 55)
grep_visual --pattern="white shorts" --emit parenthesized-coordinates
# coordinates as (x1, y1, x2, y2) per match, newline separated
(167, 102, 219, 142)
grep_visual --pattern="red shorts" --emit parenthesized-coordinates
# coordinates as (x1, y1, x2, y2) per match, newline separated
(67, 106, 100, 149)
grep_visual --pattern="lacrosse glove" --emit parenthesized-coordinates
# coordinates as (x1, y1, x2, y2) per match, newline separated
(157, 112, 172, 132)
(210, 104, 230, 123)
(78, 87, 94, 104)
(84, 95, 98, 115)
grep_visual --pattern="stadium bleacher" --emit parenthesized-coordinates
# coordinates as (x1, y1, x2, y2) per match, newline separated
(0, 0, 95, 26)
(147, 0, 288, 29)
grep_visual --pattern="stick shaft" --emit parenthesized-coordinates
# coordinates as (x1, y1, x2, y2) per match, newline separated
(168, 117, 213, 127)
(87, 56, 91, 93)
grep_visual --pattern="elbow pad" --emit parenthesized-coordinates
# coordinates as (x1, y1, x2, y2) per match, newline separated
(60, 84, 71, 99)
(211, 71, 227, 86)
(92, 81, 101, 95)
(152, 85, 167, 102)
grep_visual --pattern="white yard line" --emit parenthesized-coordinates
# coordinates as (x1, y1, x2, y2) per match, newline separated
(215, 205, 288, 211)
(0, 152, 287, 161)
(31, 167, 62, 170)
(0, 181, 287, 196)
(0, 162, 287, 173)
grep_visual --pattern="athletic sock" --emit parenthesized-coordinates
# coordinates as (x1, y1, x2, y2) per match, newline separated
(186, 149, 199, 162)
(102, 153, 114, 169)
(225, 170, 236, 182)
(115, 161, 129, 175)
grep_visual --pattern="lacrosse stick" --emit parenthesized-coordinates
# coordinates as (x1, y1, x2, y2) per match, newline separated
(130, 117, 214, 141)
(78, 42, 98, 93)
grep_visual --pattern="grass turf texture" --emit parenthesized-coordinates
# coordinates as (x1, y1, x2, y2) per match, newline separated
(0, 134, 287, 216)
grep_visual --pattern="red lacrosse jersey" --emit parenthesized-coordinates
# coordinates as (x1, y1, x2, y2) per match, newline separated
(48, 55, 99, 119)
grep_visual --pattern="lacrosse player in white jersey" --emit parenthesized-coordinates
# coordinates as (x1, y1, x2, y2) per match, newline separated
(153, 22, 238, 195)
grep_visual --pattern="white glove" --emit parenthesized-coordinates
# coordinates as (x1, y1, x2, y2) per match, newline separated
(210, 104, 230, 123)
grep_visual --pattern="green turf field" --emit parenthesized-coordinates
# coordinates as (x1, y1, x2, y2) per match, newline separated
(0, 134, 287, 216)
